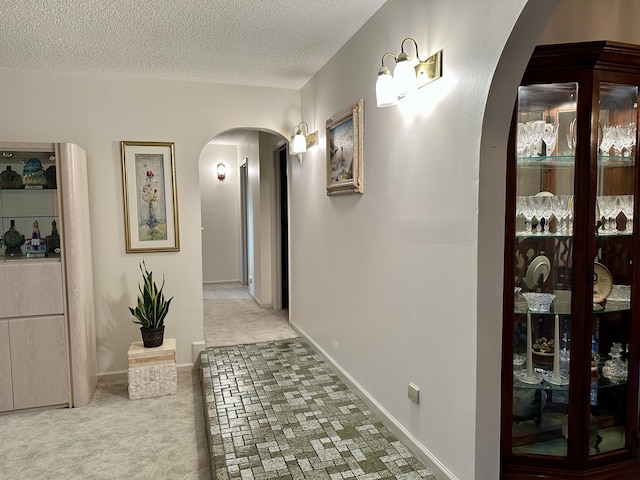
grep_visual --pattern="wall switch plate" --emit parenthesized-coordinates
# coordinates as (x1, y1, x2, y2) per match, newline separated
(408, 383, 420, 404)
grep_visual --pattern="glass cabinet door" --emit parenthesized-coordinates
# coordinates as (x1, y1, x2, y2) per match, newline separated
(0, 148, 59, 261)
(587, 82, 637, 457)
(511, 82, 577, 457)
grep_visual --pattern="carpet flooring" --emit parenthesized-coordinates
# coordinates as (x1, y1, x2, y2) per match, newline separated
(201, 339, 437, 480)
(2, 284, 435, 480)
(0, 282, 293, 480)
(0, 370, 211, 479)
(203, 283, 298, 347)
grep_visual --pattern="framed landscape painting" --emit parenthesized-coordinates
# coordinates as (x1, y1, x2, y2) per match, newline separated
(326, 99, 364, 196)
(121, 141, 180, 252)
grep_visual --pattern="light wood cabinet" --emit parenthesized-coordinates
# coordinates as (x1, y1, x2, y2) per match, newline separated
(9, 315, 69, 409)
(0, 321, 13, 412)
(0, 142, 96, 411)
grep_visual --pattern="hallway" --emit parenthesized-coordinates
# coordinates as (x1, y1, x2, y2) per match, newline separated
(201, 284, 438, 480)
(203, 282, 297, 347)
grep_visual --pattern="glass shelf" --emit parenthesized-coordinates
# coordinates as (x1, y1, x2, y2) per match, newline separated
(514, 291, 629, 315)
(516, 231, 632, 239)
(513, 372, 627, 391)
(517, 155, 634, 167)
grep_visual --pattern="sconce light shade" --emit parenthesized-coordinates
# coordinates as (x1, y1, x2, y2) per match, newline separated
(376, 66, 398, 108)
(216, 162, 226, 180)
(394, 52, 417, 97)
(289, 121, 318, 156)
(291, 131, 307, 154)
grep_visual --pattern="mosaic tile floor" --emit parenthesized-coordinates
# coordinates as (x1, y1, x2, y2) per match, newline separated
(201, 339, 436, 480)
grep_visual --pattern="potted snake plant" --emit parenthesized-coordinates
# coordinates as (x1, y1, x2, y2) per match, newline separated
(129, 260, 173, 348)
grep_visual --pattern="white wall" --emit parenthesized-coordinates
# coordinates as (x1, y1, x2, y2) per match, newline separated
(0, 69, 300, 372)
(290, 1, 533, 479)
(538, 0, 640, 45)
(200, 143, 240, 283)
(289, 0, 640, 478)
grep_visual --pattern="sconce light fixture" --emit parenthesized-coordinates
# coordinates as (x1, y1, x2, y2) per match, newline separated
(289, 121, 318, 155)
(376, 38, 442, 108)
(216, 162, 226, 180)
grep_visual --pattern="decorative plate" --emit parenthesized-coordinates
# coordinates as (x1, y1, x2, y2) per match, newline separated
(525, 255, 551, 290)
(593, 262, 613, 304)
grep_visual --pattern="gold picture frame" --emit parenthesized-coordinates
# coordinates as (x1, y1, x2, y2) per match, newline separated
(121, 141, 180, 252)
(326, 99, 364, 196)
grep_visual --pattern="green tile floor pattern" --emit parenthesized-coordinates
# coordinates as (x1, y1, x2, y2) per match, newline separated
(201, 339, 437, 480)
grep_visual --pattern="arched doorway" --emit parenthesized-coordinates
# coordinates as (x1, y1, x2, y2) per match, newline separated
(476, 1, 559, 476)
(199, 128, 290, 311)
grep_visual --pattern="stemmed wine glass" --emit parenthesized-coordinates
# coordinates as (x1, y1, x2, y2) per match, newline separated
(620, 123, 636, 157)
(542, 123, 559, 156)
(517, 196, 535, 233)
(528, 121, 546, 156)
(620, 194, 634, 233)
(531, 195, 553, 233)
(555, 195, 572, 232)
(599, 125, 615, 157)
(597, 195, 622, 231)
(517, 123, 533, 156)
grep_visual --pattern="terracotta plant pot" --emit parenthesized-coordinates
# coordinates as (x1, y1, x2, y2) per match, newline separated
(140, 326, 164, 348)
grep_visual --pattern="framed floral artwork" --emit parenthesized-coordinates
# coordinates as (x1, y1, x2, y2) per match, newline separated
(120, 141, 180, 252)
(326, 99, 364, 196)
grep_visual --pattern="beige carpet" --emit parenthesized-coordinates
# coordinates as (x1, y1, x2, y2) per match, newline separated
(2, 282, 291, 479)
(1, 370, 211, 479)
(203, 282, 298, 347)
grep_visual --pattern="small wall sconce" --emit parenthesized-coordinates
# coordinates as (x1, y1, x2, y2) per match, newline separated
(289, 121, 318, 155)
(376, 38, 442, 108)
(216, 162, 226, 180)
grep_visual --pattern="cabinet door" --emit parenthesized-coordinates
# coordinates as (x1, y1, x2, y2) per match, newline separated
(510, 82, 577, 457)
(0, 144, 59, 263)
(586, 82, 638, 457)
(10, 315, 69, 409)
(0, 320, 13, 412)
(0, 262, 64, 318)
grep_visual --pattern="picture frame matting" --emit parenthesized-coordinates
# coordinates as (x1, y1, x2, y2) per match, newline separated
(120, 141, 180, 253)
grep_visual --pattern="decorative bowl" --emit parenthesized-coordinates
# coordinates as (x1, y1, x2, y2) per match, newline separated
(522, 292, 556, 312)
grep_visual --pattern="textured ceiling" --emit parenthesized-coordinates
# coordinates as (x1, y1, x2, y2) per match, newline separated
(0, 0, 387, 89)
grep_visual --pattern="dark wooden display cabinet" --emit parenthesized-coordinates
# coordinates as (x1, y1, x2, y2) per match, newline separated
(501, 42, 640, 479)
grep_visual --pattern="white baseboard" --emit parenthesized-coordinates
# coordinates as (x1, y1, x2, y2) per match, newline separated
(289, 321, 457, 480)
(192, 341, 206, 365)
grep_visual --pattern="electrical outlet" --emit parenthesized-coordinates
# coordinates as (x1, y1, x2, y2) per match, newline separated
(408, 383, 420, 404)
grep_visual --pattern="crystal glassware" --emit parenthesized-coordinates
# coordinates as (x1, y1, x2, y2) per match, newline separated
(522, 292, 556, 312)
(542, 123, 559, 155)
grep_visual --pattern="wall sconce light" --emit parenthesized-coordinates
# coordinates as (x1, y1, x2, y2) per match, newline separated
(216, 162, 226, 180)
(376, 38, 442, 108)
(289, 121, 318, 155)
